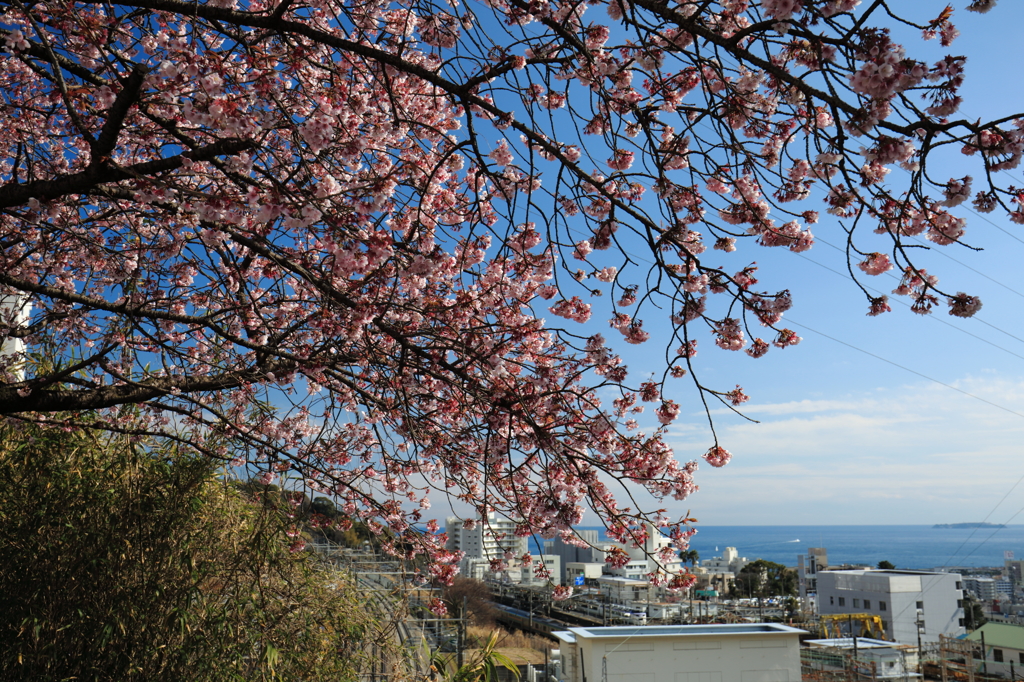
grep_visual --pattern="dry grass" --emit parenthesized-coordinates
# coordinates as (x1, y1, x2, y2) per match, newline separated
(466, 626, 554, 655)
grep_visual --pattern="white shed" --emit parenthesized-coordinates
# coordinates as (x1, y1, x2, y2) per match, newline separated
(554, 623, 806, 682)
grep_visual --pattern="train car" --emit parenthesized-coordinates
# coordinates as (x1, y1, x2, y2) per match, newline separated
(494, 605, 569, 637)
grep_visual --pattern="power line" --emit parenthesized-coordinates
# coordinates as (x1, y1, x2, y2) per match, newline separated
(786, 317, 1024, 422)
(794, 251, 1024, 363)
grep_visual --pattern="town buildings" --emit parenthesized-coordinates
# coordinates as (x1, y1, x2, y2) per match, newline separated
(964, 576, 998, 602)
(601, 523, 685, 581)
(694, 546, 750, 596)
(816, 569, 965, 645)
(544, 530, 605, 584)
(700, 546, 750, 576)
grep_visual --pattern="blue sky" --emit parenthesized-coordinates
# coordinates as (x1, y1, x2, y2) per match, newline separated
(638, 3, 1024, 526)
(420, 2, 1024, 530)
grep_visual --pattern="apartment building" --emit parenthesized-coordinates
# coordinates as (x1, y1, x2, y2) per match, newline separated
(445, 512, 529, 578)
(817, 569, 965, 645)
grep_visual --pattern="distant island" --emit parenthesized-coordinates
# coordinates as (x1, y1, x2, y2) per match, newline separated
(933, 522, 1006, 529)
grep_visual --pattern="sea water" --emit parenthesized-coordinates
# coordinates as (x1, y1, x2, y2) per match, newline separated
(534, 525, 1024, 569)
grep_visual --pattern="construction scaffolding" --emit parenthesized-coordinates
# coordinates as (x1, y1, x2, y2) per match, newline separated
(932, 634, 1006, 682)
(801, 646, 880, 682)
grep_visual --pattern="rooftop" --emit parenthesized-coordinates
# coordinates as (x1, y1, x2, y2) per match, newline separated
(966, 623, 1024, 650)
(553, 623, 806, 644)
(806, 638, 905, 650)
(823, 569, 958, 576)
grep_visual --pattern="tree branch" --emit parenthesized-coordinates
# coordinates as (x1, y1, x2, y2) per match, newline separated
(0, 138, 255, 208)
(92, 63, 149, 165)
(0, 358, 296, 414)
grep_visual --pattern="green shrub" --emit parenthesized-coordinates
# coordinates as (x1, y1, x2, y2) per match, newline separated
(0, 423, 379, 681)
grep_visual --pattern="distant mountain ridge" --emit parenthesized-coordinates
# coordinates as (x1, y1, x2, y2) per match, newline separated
(932, 522, 1005, 529)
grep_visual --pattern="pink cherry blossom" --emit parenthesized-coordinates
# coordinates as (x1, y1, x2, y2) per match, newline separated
(857, 252, 893, 276)
(607, 149, 635, 171)
(551, 585, 574, 601)
(867, 296, 892, 317)
(656, 400, 681, 425)
(429, 598, 448, 617)
(703, 446, 732, 468)
(947, 293, 983, 318)
(0, 0, 1017, 593)
(725, 386, 749, 406)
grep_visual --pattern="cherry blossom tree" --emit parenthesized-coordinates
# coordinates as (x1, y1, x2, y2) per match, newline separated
(0, 0, 1018, 580)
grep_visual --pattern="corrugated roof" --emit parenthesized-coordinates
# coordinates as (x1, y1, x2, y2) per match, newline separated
(966, 623, 1024, 651)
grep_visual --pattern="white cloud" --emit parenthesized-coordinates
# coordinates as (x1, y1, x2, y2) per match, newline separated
(665, 374, 1024, 525)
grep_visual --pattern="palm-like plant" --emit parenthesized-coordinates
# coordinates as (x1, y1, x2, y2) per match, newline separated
(435, 632, 521, 682)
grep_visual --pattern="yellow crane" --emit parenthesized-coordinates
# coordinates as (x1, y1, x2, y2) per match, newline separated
(818, 613, 887, 640)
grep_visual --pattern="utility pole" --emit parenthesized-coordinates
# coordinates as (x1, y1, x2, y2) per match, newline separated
(848, 615, 857, 660)
(982, 630, 988, 676)
(916, 611, 925, 673)
(457, 596, 466, 670)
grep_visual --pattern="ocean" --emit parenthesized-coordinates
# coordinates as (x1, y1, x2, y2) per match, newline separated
(547, 525, 1024, 570)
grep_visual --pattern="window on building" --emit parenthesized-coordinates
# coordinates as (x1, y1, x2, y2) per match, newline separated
(958, 599, 963, 608)
(830, 596, 834, 605)
(956, 581, 963, 590)
(880, 601, 887, 611)
(853, 599, 860, 608)
(1018, 652, 1024, 665)
(995, 649, 1004, 663)
(916, 601, 924, 610)
(839, 597, 846, 607)
(864, 600, 870, 609)
(960, 618, 965, 627)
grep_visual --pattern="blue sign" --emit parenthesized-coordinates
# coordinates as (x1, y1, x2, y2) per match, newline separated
(574, 576, 585, 586)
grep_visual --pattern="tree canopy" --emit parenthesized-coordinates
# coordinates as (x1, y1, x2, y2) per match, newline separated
(733, 559, 796, 601)
(0, 0, 1020, 579)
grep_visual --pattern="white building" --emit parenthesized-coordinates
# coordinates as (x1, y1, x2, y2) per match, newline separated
(701, 546, 750, 576)
(0, 294, 29, 380)
(798, 547, 828, 609)
(566, 562, 605, 587)
(817, 569, 965, 645)
(445, 513, 529, 578)
(554, 623, 806, 682)
(597, 575, 650, 605)
(515, 554, 561, 586)
(804, 638, 920, 681)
